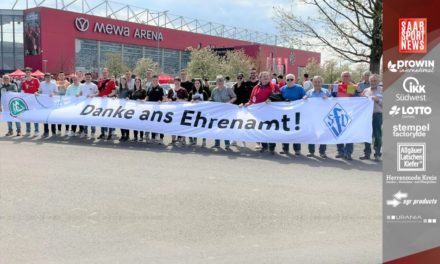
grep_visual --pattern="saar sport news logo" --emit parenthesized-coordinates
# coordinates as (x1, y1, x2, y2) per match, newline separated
(395, 76, 427, 102)
(324, 103, 352, 138)
(8, 97, 28, 117)
(399, 18, 427, 53)
(389, 105, 432, 118)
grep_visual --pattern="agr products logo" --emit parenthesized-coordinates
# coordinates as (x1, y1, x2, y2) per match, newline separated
(399, 18, 427, 53)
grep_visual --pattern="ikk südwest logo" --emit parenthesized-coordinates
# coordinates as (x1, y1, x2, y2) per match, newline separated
(399, 18, 427, 53)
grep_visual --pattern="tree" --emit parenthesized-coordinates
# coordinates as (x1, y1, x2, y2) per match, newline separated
(275, 0, 382, 73)
(133, 57, 160, 79)
(104, 53, 128, 78)
(186, 47, 221, 80)
(221, 50, 255, 79)
(303, 57, 323, 80)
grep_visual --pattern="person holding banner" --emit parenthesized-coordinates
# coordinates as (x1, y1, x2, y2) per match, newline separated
(360, 74, 383, 161)
(77, 72, 98, 138)
(232, 73, 252, 147)
(245, 71, 279, 154)
(210, 75, 237, 150)
(131, 78, 147, 142)
(279, 73, 305, 156)
(168, 77, 189, 146)
(188, 78, 209, 147)
(117, 76, 132, 142)
(21, 67, 40, 137)
(36, 73, 58, 137)
(1, 75, 21, 137)
(146, 75, 166, 145)
(303, 75, 331, 158)
(97, 68, 116, 141)
(65, 75, 82, 137)
(335, 71, 356, 160)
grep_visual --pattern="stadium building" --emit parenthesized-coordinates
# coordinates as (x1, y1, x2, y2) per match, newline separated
(0, 1, 320, 76)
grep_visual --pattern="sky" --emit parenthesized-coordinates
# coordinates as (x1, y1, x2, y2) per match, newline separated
(6, 0, 326, 58)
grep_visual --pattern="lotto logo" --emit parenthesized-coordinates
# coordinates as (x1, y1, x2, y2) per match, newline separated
(399, 18, 427, 53)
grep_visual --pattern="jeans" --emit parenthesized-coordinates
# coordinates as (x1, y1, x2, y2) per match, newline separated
(25, 123, 39, 133)
(337, 143, 354, 156)
(215, 139, 230, 147)
(7, 122, 21, 133)
(262, 143, 276, 151)
(364, 113, 382, 157)
(100, 127, 114, 135)
(66, 125, 77, 132)
(282, 143, 301, 152)
(79, 126, 96, 134)
(133, 130, 144, 139)
(308, 144, 327, 154)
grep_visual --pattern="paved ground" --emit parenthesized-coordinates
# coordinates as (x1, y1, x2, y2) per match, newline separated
(0, 123, 382, 264)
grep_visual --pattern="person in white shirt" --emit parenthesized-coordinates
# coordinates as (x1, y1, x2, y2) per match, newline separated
(77, 72, 98, 138)
(36, 73, 58, 137)
(302, 73, 313, 92)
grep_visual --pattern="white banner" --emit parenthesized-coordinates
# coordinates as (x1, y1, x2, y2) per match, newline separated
(1, 92, 373, 144)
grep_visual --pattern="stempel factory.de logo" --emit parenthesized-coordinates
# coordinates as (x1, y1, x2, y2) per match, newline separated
(399, 18, 427, 53)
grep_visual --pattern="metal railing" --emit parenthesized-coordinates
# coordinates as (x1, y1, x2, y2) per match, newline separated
(8, 0, 279, 46)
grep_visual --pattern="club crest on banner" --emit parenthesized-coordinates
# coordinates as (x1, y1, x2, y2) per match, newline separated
(324, 103, 352, 138)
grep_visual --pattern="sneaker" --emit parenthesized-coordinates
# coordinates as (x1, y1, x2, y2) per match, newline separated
(320, 153, 328, 159)
(56, 130, 61, 136)
(306, 153, 315, 157)
(231, 141, 238, 147)
(260, 148, 267, 153)
(42, 133, 49, 138)
(5, 131, 13, 136)
(106, 134, 112, 140)
(255, 143, 262, 150)
(225, 145, 231, 151)
(374, 156, 381, 162)
(295, 151, 301, 156)
(335, 153, 344, 159)
(24, 132, 31, 136)
(158, 139, 164, 145)
(241, 142, 246, 148)
(345, 155, 353, 161)
(279, 150, 289, 155)
(131, 137, 138, 142)
(34, 131, 39, 137)
(201, 140, 206, 147)
(90, 132, 95, 139)
(68, 131, 74, 137)
(269, 150, 275, 155)
(359, 155, 371, 160)
(97, 134, 105, 139)
(16, 132, 21, 137)
(211, 145, 220, 149)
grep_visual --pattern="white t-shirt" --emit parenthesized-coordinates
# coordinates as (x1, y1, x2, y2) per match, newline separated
(303, 80, 313, 92)
(39, 81, 58, 95)
(127, 79, 135, 91)
(80, 82, 98, 97)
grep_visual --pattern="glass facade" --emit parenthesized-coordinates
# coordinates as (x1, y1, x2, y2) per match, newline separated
(0, 10, 24, 73)
(75, 38, 190, 75)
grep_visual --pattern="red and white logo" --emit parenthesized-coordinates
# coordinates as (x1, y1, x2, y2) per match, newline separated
(399, 18, 427, 53)
(75, 17, 89, 32)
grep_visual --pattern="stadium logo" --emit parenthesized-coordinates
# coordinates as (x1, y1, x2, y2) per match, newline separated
(399, 18, 427, 53)
(75, 17, 89, 32)
(8, 97, 28, 117)
(324, 103, 352, 138)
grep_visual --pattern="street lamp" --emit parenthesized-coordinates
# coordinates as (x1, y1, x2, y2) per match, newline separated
(157, 10, 168, 69)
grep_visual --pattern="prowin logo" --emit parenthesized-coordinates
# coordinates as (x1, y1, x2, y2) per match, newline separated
(388, 60, 434, 73)
(389, 105, 432, 118)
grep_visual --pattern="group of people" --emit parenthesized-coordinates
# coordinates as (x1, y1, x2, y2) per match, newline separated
(1, 67, 383, 161)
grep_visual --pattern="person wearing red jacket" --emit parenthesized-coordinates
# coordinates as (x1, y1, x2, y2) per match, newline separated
(97, 68, 116, 140)
(245, 71, 280, 154)
(21, 67, 40, 136)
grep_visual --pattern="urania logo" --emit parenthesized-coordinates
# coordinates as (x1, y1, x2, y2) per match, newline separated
(8, 97, 28, 117)
(324, 103, 352, 138)
(75, 17, 89, 32)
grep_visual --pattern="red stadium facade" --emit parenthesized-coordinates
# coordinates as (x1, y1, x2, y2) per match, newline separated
(23, 7, 320, 77)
